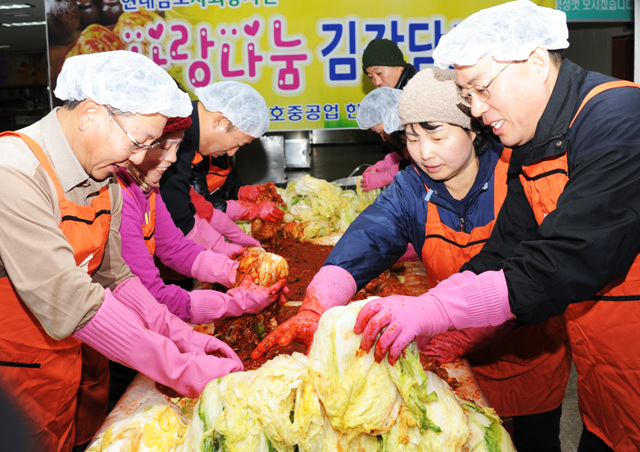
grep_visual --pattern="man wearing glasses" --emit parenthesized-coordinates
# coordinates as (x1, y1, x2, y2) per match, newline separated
(354, 1, 640, 451)
(0, 51, 245, 452)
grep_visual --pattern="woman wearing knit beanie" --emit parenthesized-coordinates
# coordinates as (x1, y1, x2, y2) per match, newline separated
(111, 116, 288, 409)
(362, 38, 417, 89)
(254, 67, 569, 450)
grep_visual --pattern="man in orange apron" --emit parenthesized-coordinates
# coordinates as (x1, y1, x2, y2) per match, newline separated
(355, 2, 640, 450)
(0, 51, 243, 452)
(159, 81, 283, 261)
(254, 68, 571, 450)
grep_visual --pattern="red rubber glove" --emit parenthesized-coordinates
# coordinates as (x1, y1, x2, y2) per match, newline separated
(353, 270, 514, 365)
(420, 322, 515, 364)
(237, 184, 267, 202)
(226, 199, 284, 223)
(189, 276, 288, 323)
(190, 187, 214, 222)
(251, 265, 357, 359)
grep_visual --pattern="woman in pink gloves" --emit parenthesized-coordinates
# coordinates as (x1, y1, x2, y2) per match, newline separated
(355, 87, 412, 192)
(112, 115, 287, 408)
(254, 68, 571, 451)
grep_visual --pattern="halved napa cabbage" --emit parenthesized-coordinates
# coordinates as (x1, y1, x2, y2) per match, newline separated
(307, 299, 402, 440)
(88, 402, 189, 452)
(382, 342, 470, 450)
(190, 353, 308, 452)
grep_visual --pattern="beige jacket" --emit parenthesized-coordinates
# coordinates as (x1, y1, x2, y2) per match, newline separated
(0, 108, 133, 339)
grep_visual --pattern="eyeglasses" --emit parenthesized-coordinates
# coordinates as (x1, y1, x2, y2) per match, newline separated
(105, 106, 160, 153)
(460, 61, 513, 105)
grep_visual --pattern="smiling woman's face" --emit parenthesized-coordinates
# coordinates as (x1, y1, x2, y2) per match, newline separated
(136, 130, 184, 185)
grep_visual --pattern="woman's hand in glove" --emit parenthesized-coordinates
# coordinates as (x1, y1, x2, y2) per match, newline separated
(251, 265, 357, 359)
(251, 310, 320, 359)
(223, 275, 289, 317)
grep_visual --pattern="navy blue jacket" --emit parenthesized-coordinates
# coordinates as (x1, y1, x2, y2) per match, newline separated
(326, 140, 506, 290)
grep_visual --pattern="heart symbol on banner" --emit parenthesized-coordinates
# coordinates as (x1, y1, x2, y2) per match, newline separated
(243, 20, 260, 37)
(148, 22, 165, 40)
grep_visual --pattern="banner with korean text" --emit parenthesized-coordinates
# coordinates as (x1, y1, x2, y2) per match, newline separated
(47, 0, 554, 131)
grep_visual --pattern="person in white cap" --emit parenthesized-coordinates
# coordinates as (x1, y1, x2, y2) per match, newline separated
(354, 1, 640, 450)
(355, 87, 412, 192)
(0, 50, 249, 452)
(160, 81, 282, 277)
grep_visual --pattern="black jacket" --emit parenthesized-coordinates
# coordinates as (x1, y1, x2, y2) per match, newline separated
(462, 60, 640, 323)
(394, 64, 417, 90)
(159, 101, 200, 235)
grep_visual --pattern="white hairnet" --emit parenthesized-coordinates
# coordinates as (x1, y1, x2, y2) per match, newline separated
(381, 104, 403, 134)
(194, 81, 269, 138)
(432, 0, 569, 69)
(356, 87, 403, 131)
(53, 50, 192, 117)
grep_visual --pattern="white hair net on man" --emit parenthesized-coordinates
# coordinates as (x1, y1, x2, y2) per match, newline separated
(53, 50, 192, 118)
(432, 0, 569, 69)
(356, 87, 403, 131)
(194, 81, 269, 138)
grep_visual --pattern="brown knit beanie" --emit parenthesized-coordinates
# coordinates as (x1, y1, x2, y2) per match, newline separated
(398, 68, 471, 129)
(362, 38, 407, 73)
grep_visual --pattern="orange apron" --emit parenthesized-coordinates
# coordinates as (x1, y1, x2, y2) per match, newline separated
(520, 80, 640, 450)
(420, 148, 572, 417)
(0, 132, 111, 451)
(120, 181, 157, 255)
(192, 152, 232, 194)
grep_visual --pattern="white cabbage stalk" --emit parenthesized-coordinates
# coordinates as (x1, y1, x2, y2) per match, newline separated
(196, 371, 268, 452)
(459, 401, 516, 451)
(247, 353, 308, 450)
(383, 342, 470, 451)
(307, 299, 402, 440)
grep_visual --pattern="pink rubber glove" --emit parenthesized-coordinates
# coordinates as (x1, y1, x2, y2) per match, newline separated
(189, 276, 288, 324)
(186, 216, 243, 257)
(361, 153, 402, 191)
(207, 209, 261, 248)
(365, 153, 402, 174)
(397, 243, 420, 262)
(74, 278, 243, 398)
(191, 249, 239, 288)
(226, 200, 285, 223)
(353, 270, 515, 365)
(420, 321, 516, 364)
(252, 265, 357, 359)
(361, 168, 399, 191)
